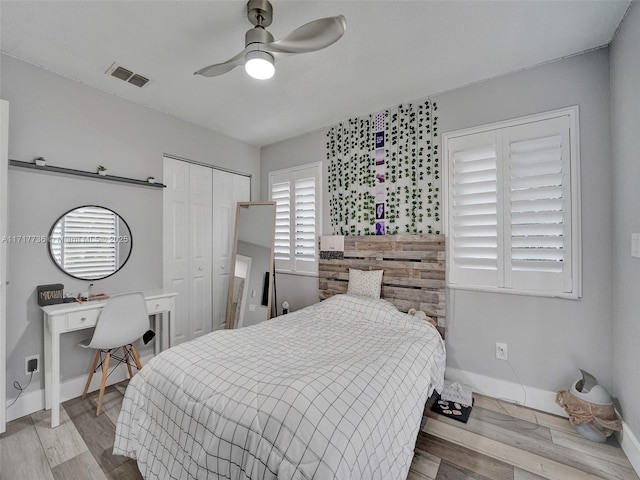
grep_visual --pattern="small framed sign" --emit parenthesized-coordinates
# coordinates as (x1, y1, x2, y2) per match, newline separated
(37, 283, 64, 306)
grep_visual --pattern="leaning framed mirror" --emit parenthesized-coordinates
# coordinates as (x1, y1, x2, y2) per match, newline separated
(226, 201, 276, 329)
(48, 205, 133, 280)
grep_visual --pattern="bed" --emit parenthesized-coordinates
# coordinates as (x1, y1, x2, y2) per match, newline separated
(113, 294, 445, 479)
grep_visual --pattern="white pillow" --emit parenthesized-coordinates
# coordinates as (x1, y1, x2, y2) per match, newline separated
(347, 268, 384, 299)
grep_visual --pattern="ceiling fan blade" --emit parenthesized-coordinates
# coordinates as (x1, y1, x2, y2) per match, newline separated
(267, 15, 346, 54)
(194, 50, 246, 77)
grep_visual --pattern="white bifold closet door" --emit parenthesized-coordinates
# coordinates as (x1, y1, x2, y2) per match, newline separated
(164, 158, 213, 345)
(163, 157, 250, 346)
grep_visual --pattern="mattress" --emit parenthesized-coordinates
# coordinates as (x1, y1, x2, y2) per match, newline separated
(113, 294, 446, 479)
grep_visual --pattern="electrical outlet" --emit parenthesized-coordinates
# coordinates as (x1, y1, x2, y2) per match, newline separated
(496, 342, 508, 361)
(25, 355, 40, 375)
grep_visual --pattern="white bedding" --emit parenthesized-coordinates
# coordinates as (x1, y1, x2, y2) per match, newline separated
(113, 294, 446, 480)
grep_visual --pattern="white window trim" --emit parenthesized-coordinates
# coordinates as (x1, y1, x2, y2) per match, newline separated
(443, 106, 581, 299)
(268, 161, 323, 277)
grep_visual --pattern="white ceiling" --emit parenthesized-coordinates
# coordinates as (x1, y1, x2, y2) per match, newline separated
(0, 1, 630, 147)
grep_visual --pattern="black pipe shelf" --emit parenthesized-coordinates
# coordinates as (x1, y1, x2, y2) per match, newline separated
(9, 159, 166, 188)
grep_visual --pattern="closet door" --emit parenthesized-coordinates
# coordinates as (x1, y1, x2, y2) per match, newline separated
(163, 158, 190, 345)
(163, 158, 213, 345)
(0, 100, 8, 433)
(212, 170, 250, 330)
(189, 165, 213, 338)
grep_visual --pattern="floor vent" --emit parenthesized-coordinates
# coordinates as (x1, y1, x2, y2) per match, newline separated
(106, 63, 150, 88)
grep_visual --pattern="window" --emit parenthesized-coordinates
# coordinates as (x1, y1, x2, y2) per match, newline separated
(269, 162, 322, 275)
(443, 106, 581, 298)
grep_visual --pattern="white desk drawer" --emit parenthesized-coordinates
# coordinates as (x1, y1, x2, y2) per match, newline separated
(66, 310, 99, 331)
(147, 298, 170, 314)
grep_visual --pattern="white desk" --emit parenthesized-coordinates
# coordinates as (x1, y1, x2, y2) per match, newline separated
(41, 289, 177, 428)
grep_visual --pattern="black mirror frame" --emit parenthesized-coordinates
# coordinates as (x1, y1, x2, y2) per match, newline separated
(47, 205, 133, 281)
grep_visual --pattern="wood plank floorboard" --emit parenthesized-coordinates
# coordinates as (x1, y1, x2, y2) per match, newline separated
(105, 459, 144, 480)
(513, 467, 548, 480)
(1, 383, 638, 480)
(89, 387, 126, 427)
(0, 415, 56, 480)
(50, 450, 108, 480)
(549, 428, 631, 467)
(471, 395, 578, 437)
(415, 432, 514, 480)
(435, 460, 493, 480)
(410, 448, 441, 479)
(63, 388, 130, 474)
(32, 405, 89, 468)
(453, 405, 553, 442)
(407, 468, 434, 480)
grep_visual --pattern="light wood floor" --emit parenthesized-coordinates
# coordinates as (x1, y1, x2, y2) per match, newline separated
(412, 394, 639, 480)
(1, 381, 638, 480)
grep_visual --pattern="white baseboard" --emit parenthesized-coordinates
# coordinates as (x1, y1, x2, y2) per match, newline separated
(5, 353, 152, 423)
(618, 420, 640, 476)
(445, 366, 568, 417)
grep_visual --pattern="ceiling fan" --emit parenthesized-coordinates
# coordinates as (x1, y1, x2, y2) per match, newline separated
(194, 0, 347, 80)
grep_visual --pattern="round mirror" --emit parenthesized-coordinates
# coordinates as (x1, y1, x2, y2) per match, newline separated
(48, 205, 133, 280)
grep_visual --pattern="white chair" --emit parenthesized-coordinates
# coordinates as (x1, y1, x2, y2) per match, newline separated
(80, 292, 149, 415)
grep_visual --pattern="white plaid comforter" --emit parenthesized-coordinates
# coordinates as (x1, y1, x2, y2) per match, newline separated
(114, 294, 446, 480)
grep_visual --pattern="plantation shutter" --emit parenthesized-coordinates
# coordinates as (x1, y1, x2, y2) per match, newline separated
(269, 163, 321, 274)
(56, 206, 118, 279)
(445, 107, 579, 298)
(270, 175, 292, 271)
(448, 131, 502, 288)
(293, 172, 317, 273)
(504, 116, 572, 293)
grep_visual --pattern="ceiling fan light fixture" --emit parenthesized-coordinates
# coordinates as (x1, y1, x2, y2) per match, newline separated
(245, 50, 275, 80)
(194, 1, 346, 79)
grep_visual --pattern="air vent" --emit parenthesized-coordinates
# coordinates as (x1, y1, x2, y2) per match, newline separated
(127, 74, 149, 88)
(106, 63, 151, 88)
(111, 66, 133, 81)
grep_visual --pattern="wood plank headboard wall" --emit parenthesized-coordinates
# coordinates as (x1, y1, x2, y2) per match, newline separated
(318, 234, 446, 335)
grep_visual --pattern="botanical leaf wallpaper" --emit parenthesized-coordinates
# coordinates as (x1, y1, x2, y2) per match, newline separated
(327, 100, 441, 235)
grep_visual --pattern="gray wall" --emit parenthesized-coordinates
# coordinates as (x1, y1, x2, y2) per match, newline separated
(1, 54, 260, 397)
(260, 129, 330, 313)
(261, 48, 614, 395)
(435, 48, 613, 393)
(611, 1, 640, 438)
